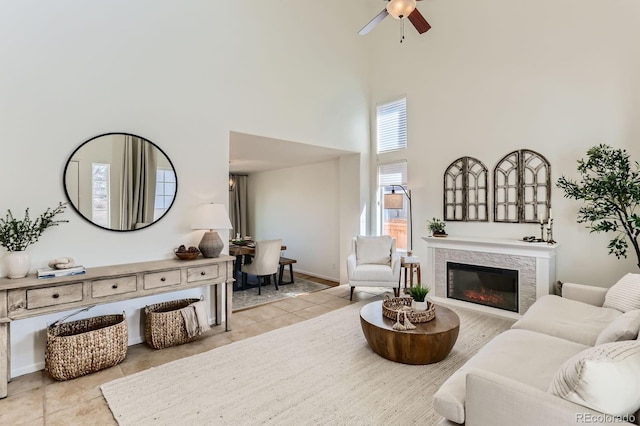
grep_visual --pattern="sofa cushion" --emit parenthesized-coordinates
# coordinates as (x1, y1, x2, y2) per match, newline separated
(433, 329, 589, 424)
(511, 295, 622, 346)
(356, 236, 392, 265)
(595, 310, 640, 345)
(603, 273, 640, 313)
(549, 340, 640, 416)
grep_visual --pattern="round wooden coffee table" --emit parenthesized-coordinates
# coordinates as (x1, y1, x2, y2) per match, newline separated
(360, 300, 460, 365)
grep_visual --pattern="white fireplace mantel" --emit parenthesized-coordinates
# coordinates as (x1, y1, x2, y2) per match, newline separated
(422, 235, 557, 317)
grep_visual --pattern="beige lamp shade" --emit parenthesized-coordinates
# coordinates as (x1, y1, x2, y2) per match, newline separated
(192, 203, 232, 258)
(192, 203, 232, 231)
(384, 193, 404, 209)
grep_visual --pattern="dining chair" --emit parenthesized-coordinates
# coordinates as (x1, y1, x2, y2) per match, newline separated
(241, 239, 283, 295)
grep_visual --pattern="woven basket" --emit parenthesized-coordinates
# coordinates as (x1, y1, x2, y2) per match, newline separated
(382, 295, 436, 323)
(45, 313, 128, 381)
(144, 298, 201, 349)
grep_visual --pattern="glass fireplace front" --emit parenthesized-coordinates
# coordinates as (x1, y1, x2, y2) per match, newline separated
(447, 262, 518, 312)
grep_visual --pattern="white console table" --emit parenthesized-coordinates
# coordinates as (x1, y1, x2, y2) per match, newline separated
(0, 255, 235, 398)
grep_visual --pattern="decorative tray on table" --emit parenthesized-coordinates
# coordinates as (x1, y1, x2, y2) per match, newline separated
(382, 295, 436, 324)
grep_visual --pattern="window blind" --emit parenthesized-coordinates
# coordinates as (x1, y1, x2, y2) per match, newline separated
(376, 97, 407, 153)
(378, 161, 407, 187)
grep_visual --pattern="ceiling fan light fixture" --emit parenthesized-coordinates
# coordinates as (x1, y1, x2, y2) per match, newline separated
(386, 0, 416, 20)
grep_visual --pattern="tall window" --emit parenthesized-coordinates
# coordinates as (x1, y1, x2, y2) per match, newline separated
(379, 161, 409, 251)
(154, 168, 177, 221)
(377, 97, 407, 153)
(92, 163, 110, 228)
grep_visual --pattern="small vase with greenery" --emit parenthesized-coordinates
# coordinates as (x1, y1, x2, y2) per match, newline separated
(557, 144, 640, 270)
(408, 284, 431, 310)
(0, 202, 68, 278)
(427, 217, 447, 237)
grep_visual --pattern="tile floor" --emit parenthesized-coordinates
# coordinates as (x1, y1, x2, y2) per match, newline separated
(0, 278, 388, 425)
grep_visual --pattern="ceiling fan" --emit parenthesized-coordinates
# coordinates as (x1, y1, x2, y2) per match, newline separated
(358, 0, 431, 36)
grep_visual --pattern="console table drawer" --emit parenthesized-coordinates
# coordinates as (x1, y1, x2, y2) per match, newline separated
(187, 264, 220, 283)
(27, 283, 84, 309)
(92, 276, 137, 298)
(143, 269, 181, 290)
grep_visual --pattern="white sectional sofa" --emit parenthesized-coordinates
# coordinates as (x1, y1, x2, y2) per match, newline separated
(433, 274, 640, 426)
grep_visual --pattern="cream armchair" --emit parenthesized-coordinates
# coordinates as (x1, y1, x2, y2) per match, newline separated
(347, 235, 401, 301)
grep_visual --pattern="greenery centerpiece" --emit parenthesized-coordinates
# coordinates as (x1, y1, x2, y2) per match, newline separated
(427, 217, 447, 237)
(0, 202, 68, 251)
(408, 284, 431, 310)
(557, 144, 640, 270)
(0, 202, 68, 278)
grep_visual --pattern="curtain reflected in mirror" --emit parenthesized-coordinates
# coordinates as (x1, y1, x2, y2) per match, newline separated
(64, 133, 177, 231)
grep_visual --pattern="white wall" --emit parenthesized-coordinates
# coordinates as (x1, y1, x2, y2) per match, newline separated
(247, 160, 341, 281)
(0, 1, 370, 376)
(368, 0, 640, 286)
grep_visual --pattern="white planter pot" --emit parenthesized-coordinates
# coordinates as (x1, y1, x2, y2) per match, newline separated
(411, 300, 428, 311)
(5, 251, 31, 279)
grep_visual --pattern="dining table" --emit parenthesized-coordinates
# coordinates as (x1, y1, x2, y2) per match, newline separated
(229, 243, 287, 256)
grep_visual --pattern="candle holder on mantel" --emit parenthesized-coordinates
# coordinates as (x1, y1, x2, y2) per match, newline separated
(546, 219, 556, 245)
(539, 221, 546, 242)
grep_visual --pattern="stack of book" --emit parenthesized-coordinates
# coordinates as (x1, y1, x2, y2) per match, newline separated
(37, 265, 86, 279)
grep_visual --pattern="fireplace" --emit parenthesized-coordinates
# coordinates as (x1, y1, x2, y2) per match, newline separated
(447, 262, 518, 312)
(424, 235, 556, 315)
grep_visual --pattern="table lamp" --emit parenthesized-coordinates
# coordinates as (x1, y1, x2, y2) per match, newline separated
(192, 203, 232, 258)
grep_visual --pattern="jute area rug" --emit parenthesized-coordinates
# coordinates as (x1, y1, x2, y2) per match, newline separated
(232, 277, 330, 311)
(101, 301, 514, 425)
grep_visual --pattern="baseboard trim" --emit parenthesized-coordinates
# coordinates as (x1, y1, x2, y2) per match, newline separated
(294, 269, 339, 284)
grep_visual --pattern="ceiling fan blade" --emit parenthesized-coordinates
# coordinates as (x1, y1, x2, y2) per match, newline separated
(358, 9, 389, 35)
(408, 8, 431, 34)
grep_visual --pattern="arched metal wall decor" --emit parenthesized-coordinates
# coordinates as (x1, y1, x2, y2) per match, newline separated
(444, 156, 488, 222)
(493, 149, 550, 223)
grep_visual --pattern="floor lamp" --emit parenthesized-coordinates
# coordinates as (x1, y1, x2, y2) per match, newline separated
(383, 185, 413, 251)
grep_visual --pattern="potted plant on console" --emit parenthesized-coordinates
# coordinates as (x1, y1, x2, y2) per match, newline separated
(428, 217, 447, 237)
(0, 202, 68, 279)
(408, 284, 431, 311)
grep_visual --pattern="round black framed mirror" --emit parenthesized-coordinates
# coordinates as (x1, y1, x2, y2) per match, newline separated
(63, 132, 177, 231)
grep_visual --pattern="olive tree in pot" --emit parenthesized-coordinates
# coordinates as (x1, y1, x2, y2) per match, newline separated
(557, 144, 640, 270)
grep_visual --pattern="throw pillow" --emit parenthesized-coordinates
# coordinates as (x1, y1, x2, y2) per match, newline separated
(549, 340, 640, 416)
(356, 236, 392, 265)
(603, 273, 640, 313)
(595, 310, 640, 345)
